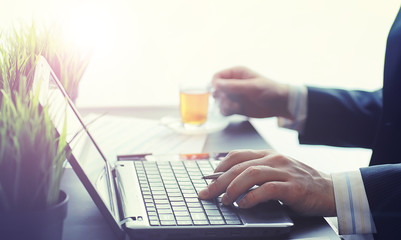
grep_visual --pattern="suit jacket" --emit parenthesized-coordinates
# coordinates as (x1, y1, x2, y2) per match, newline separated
(298, 7, 401, 240)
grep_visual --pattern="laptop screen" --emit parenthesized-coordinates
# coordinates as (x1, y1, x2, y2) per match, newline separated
(33, 56, 122, 234)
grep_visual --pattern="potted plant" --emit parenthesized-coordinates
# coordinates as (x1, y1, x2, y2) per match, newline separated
(39, 22, 93, 102)
(0, 78, 70, 240)
(0, 22, 80, 240)
(0, 22, 92, 102)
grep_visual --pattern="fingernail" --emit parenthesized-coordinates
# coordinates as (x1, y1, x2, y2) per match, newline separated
(198, 188, 209, 199)
(238, 198, 247, 208)
(222, 194, 231, 205)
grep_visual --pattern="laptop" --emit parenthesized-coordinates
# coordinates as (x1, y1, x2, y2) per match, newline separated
(32, 56, 294, 239)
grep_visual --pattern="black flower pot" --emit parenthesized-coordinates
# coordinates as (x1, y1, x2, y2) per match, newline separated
(0, 190, 68, 240)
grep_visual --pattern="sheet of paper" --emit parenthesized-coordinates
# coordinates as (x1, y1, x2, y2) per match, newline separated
(83, 114, 207, 163)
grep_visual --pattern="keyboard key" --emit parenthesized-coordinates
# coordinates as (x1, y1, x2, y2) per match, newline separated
(144, 198, 153, 203)
(165, 185, 180, 190)
(160, 220, 176, 226)
(221, 211, 237, 217)
(200, 199, 216, 205)
(163, 180, 177, 185)
(147, 175, 162, 179)
(150, 220, 160, 226)
(159, 214, 175, 221)
(183, 193, 198, 198)
(143, 195, 153, 200)
(142, 189, 151, 195)
(226, 219, 242, 225)
(193, 183, 207, 188)
(208, 216, 224, 221)
(220, 205, 235, 213)
(188, 207, 204, 213)
(205, 210, 221, 216)
(171, 202, 186, 206)
(193, 220, 209, 225)
(146, 207, 156, 212)
(177, 220, 193, 226)
(152, 190, 167, 195)
(155, 203, 171, 209)
(170, 161, 183, 165)
(167, 192, 182, 197)
(169, 196, 184, 202)
(186, 202, 202, 208)
(179, 185, 194, 190)
(223, 215, 240, 220)
(181, 189, 197, 194)
(157, 209, 173, 214)
(176, 174, 189, 178)
(178, 181, 192, 186)
(148, 215, 159, 221)
(151, 187, 165, 191)
(174, 211, 189, 216)
(149, 178, 163, 183)
(176, 216, 191, 221)
(185, 198, 199, 203)
(203, 205, 218, 210)
(210, 220, 225, 225)
(166, 188, 180, 193)
(172, 206, 187, 211)
(190, 213, 207, 221)
(145, 202, 155, 208)
(153, 195, 168, 200)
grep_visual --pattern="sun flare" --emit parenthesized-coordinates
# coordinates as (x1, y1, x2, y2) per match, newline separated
(62, 4, 115, 51)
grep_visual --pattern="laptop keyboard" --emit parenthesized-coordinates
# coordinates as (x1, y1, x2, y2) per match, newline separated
(134, 160, 243, 226)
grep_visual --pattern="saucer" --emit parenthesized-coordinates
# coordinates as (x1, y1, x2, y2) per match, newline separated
(160, 116, 229, 135)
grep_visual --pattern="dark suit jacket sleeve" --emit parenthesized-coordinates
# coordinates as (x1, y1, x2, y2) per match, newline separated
(360, 164, 401, 239)
(298, 87, 382, 148)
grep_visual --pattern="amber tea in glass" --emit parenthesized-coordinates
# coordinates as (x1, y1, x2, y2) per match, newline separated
(180, 88, 210, 125)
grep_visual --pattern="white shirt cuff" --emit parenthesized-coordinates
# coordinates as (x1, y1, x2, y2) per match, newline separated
(277, 85, 308, 133)
(331, 170, 377, 235)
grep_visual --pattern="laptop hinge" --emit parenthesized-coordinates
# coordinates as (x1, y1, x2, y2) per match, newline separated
(114, 162, 148, 223)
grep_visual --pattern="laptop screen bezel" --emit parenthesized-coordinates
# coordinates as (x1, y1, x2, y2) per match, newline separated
(33, 56, 124, 238)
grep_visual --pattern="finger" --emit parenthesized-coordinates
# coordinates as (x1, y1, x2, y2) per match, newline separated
(214, 93, 240, 116)
(257, 152, 299, 170)
(214, 78, 254, 95)
(213, 91, 244, 116)
(197, 171, 233, 200)
(199, 150, 277, 200)
(212, 89, 222, 99)
(220, 98, 241, 116)
(222, 165, 289, 206)
(237, 182, 289, 209)
(199, 158, 263, 200)
(214, 150, 270, 173)
(212, 66, 252, 81)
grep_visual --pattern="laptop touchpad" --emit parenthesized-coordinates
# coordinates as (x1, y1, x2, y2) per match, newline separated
(236, 201, 292, 224)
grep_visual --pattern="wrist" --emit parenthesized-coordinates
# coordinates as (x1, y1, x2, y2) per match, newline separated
(324, 175, 337, 217)
(276, 83, 292, 119)
(277, 85, 308, 134)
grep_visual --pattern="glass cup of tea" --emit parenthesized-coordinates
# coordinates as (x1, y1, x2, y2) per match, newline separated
(179, 82, 212, 127)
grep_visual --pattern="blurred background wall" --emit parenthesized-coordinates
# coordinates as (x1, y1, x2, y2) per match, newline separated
(1, 0, 400, 107)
